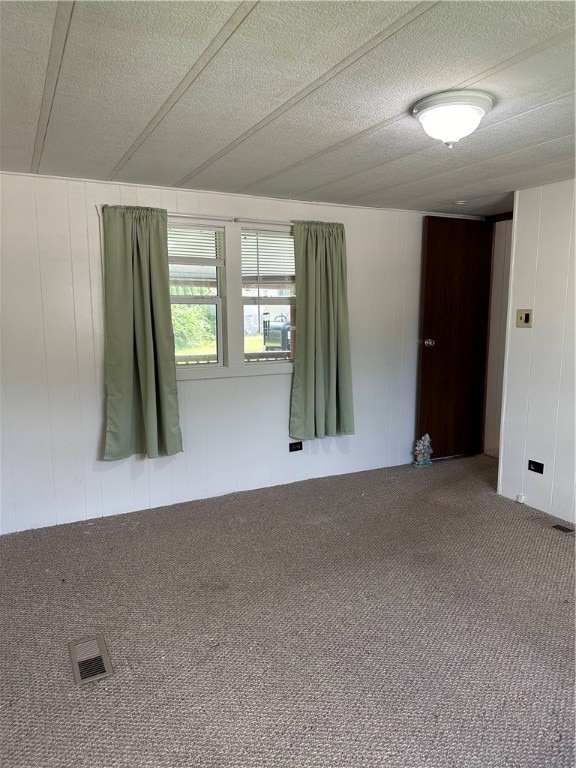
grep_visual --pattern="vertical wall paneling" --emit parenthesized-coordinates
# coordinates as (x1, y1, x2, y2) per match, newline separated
(205, 378, 239, 496)
(389, 212, 407, 465)
(523, 182, 573, 512)
(35, 177, 87, 524)
(67, 179, 103, 519)
(499, 179, 575, 522)
(337, 207, 375, 475)
(484, 220, 512, 458)
(550, 229, 575, 519)
(0, 347, 16, 533)
(3, 172, 573, 531)
(85, 182, 109, 386)
(170, 380, 189, 506)
(400, 213, 423, 462)
(181, 379, 209, 502)
(1, 175, 56, 531)
(394, 211, 418, 466)
(176, 189, 200, 217)
(119, 184, 138, 205)
(160, 188, 179, 212)
(130, 455, 151, 515)
(499, 188, 541, 502)
(275, 375, 301, 485)
(371, 210, 397, 469)
(2, 172, 430, 532)
(235, 375, 286, 491)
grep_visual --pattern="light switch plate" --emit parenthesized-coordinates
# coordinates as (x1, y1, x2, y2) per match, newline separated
(516, 309, 533, 328)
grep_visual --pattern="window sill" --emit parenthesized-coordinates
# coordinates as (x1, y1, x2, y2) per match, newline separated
(176, 361, 294, 381)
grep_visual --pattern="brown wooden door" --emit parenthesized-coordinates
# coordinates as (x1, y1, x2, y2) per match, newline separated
(416, 216, 493, 459)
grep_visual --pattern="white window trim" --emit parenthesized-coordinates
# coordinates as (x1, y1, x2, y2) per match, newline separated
(171, 219, 294, 382)
(176, 361, 294, 381)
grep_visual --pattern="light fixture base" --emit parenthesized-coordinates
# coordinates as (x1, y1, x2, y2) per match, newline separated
(411, 90, 495, 118)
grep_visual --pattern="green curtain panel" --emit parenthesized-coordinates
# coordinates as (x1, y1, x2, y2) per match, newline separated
(102, 205, 183, 460)
(289, 221, 355, 439)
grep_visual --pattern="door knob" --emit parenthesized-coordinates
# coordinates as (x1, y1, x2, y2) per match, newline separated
(424, 338, 435, 347)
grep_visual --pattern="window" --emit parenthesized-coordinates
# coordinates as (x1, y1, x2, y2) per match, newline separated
(167, 218, 296, 377)
(167, 224, 224, 366)
(241, 230, 296, 362)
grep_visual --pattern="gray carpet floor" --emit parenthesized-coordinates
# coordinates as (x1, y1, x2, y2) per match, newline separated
(0, 455, 574, 768)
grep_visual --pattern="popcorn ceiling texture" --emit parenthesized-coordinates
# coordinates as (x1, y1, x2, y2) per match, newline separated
(0, 1, 573, 215)
(0, 456, 573, 767)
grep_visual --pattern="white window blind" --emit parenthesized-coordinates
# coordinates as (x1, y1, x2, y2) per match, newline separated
(168, 226, 224, 261)
(241, 232, 295, 283)
(241, 230, 295, 363)
(167, 223, 224, 367)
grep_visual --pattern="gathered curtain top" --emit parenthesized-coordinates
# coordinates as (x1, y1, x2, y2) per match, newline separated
(102, 205, 167, 220)
(293, 220, 344, 233)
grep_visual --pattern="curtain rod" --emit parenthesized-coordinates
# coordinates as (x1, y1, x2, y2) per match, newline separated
(168, 212, 234, 223)
(94, 206, 234, 223)
(235, 216, 292, 227)
(168, 212, 292, 226)
(95, 206, 293, 227)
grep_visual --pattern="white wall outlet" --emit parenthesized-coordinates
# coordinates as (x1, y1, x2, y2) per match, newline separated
(516, 309, 533, 328)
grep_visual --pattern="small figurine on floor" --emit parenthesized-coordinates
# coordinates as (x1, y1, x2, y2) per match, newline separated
(413, 433, 433, 467)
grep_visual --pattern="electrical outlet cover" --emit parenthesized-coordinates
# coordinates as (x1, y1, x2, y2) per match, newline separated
(516, 309, 533, 328)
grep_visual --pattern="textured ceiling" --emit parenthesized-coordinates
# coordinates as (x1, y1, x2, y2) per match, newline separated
(1, 1, 574, 215)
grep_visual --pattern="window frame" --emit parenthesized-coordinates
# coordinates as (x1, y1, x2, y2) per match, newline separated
(168, 218, 225, 369)
(241, 226, 296, 365)
(169, 217, 294, 381)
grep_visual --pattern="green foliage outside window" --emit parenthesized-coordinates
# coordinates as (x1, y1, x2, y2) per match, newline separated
(170, 285, 216, 352)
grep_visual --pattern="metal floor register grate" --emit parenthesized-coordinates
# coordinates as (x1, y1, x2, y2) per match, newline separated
(552, 524, 575, 533)
(68, 634, 113, 685)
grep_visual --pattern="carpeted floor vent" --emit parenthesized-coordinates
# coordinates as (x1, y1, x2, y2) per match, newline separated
(1, 456, 573, 767)
(68, 634, 113, 685)
(551, 524, 575, 533)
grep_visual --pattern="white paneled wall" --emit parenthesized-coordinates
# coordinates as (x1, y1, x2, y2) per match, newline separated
(484, 219, 513, 458)
(499, 179, 575, 522)
(0, 173, 423, 533)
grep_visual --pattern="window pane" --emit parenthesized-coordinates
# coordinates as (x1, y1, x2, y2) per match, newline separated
(168, 227, 224, 260)
(168, 223, 223, 366)
(242, 282, 295, 299)
(241, 231, 295, 297)
(244, 304, 295, 362)
(169, 263, 217, 297)
(172, 303, 218, 365)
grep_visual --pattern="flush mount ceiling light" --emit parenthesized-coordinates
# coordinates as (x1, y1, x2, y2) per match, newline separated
(411, 90, 494, 148)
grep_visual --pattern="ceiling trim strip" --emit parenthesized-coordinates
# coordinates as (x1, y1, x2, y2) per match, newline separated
(348, 132, 575, 208)
(173, 1, 439, 188)
(106, 1, 259, 181)
(456, 27, 574, 91)
(237, 27, 575, 198)
(369, 154, 575, 211)
(31, 1, 74, 174)
(294, 91, 575, 203)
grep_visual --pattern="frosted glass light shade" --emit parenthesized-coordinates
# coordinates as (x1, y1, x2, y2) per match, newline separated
(418, 104, 485, 143)
(411, 91, 494, 147)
